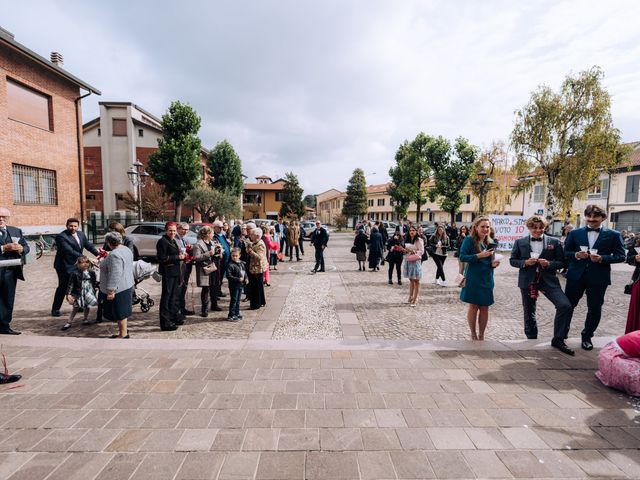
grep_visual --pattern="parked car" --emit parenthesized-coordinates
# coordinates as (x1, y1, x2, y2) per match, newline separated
(125, 222, 197, 259)
(300, 221, 329, 238)
(419, 222, 436, 236)
(378, 220, 398, 237)
(189, 222, 213, 234)
(243, 219, 274, 227)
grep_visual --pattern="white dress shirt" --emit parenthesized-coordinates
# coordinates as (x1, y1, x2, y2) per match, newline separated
(530, 235, 544, 255)
(587, 230, 599, 249)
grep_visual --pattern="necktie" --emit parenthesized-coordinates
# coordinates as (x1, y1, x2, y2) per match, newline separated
(587, 227, 601, 233)
(0, 228, 6, 244)
(530, 237, 542, 242)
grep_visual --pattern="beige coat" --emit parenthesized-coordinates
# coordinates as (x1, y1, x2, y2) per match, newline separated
(248, 239, 269, 274)
(287, 224, 300, 245)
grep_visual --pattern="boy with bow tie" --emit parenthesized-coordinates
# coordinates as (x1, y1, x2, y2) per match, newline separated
(510, 215, 574, 355)
(564, 205, 625, 350)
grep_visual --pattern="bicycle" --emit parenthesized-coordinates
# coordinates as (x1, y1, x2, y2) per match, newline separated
(34, 234, 57, 259)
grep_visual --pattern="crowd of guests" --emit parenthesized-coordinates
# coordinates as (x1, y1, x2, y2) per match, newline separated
(0, 208, 333, 340)
(352, 205, 637, 357)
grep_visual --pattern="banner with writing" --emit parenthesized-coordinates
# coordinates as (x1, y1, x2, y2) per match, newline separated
(489, 215, 527, 251)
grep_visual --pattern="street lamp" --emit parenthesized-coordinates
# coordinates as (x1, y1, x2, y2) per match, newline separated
(471, 169, 494, 216)
(127, 159, 150, 222)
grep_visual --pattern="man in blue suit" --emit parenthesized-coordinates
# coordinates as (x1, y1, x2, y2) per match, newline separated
(510, 216, 573, 354)
(564, 205, 625, 350)
(0, 207, 30, 336)
(51, 218, 99, 317)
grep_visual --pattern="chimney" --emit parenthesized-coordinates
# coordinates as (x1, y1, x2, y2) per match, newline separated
(50, 51, 64, 67)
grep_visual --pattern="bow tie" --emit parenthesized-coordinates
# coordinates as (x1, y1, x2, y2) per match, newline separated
(530, 237, 542, 242)
(587, 227, 601, 233)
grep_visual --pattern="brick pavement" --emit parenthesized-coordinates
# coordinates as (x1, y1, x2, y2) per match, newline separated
(0, 339, 639, 479)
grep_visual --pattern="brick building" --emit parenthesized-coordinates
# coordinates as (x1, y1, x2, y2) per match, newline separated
(0, 26, 100, 233)
(83, 101, 209, 222)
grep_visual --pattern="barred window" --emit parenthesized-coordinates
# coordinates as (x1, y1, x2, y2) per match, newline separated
(12, 164, 58, 205)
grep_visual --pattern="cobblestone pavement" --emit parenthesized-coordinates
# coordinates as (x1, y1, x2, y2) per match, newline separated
(12, 233, 634, 342)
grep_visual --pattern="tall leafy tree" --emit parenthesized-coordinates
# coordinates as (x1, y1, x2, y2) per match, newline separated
(511, 66, 628, 222)
(207, 139, 244, 198)
(342, 168, 368, 226)
(303, 194, 317, 209)
(147, 101, 202, 220)
(470, 141, 515, 214)
(186, 185, 241, 222)
(388, 133, 432, 223)
(279, 172, 305, 219)
(428, 136, 478, 222)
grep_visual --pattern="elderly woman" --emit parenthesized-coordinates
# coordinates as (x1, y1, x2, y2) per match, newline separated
(191, 226, 222, 317)
(103, 221, 134, 253)
(246, 227, 269, 310)
(99, 232, 135, 338)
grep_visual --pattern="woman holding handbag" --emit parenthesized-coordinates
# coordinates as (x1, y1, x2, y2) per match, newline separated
(625, 238, 640, 333)
(403, 226, 424, 307)
(353, 227, 368, 271)
(192, 226, 222, 317)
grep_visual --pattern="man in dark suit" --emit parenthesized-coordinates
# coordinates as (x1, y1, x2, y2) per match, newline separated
(51, 218, 98, 317)
(564, 204, 625, 350)
(510, 216, 573, 355)
(310, 221, 329, 273)
(157, 222, 186, 331)
(0, 207, 30, 336)
(176, 222, 195, 317)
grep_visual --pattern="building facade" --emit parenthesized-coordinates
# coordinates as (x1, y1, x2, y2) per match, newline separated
(83, 101, 208, 222)
(316, 189, 345, 225)
(1, 26, 100, 233)
(242, 176, 285, 220)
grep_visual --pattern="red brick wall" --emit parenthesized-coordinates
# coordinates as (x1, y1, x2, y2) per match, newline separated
(0, 42, 86, 228)
(84, 145, 103, 213)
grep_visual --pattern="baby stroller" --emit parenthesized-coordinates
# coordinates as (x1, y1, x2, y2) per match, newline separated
(132, 260, 155, 312)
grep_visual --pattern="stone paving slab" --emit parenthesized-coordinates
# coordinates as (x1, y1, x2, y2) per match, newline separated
(1, 339, 639, 479)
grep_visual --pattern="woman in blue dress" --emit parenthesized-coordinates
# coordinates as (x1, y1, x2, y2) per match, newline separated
(459, 216, 500, 340)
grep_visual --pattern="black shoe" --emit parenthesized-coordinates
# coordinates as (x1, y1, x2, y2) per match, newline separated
(51, 310, 61, 317)
(211, 305, 222, 312)
(388, 280, 393, 284)
(0, 327, 21, 335)
(581, 339, 594, 351)
(319, 269, 325, 272)
(217, 292, 226, 298)
(174, 318, 185, 326)
(181, 309, 195, 316)
(552, 338, 575, 356)
(161, 324, 178, 331)
(310, 269, 317, 274)
(0, 372, 21, 384)
(398, 280, 402, 285)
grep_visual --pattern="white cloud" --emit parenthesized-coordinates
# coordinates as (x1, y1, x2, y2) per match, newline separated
(3, 0, 639, 194)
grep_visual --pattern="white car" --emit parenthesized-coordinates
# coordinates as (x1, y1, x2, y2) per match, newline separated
(125, 222, 197, 259)
(300, 222, 329, 238)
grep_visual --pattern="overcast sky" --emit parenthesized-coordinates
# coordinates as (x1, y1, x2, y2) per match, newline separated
(4, 1, 639, 195)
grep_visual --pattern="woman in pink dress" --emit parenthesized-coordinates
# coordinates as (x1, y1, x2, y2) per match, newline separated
(625, 239, 640, 333)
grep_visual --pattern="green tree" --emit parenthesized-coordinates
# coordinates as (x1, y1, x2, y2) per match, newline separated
(303, 194, 317, 209)
(186, 185, 241, 223)
(279, 172, 305, 219)
(511, 66, 628, 222)
(147, 101, 202, 220)
(342, 168, 368, 227)
(470, 141, 514, 215)
(388, 133, 432, 223)
(428, 136, 478, 222)
(207, 139, 244, 198)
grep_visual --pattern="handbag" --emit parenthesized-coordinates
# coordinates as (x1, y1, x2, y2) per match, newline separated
(454, 273, 465, 288)
(406, 253, 420, 262)
(625, 279, 637, 295)
(203, 262, 217, 275)
(350, 246, 357, 254)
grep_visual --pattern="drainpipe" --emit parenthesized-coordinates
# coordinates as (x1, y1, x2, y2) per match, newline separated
(75, 90, 93, 232)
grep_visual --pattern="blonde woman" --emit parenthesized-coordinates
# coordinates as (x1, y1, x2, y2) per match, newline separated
(247, 227, 269, 309)
(459, 216, 500, 340)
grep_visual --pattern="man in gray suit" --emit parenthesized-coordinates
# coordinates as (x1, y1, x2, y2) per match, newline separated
(510, 216, 574, 355)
